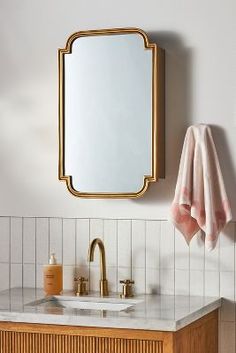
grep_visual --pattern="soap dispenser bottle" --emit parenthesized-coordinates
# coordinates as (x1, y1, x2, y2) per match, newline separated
(43, 253, 63, 295)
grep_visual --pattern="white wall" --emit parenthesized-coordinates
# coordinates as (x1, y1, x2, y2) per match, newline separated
(0, 0, 235, 220)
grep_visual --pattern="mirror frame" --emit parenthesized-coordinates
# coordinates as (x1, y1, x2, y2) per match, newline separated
(58, 27, 165, 198)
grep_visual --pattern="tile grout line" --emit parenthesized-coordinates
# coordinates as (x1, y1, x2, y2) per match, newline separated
(116, 219, 118, 293)
(144, 220, 147, 294)
(45, 217, 50, 291)
(173, 224, 176, 316)
(159, 221, 162, 294)
(0, 215, 171, 222)
(102, 220, 105, 290)
(173, 224, 176, 297)
(188, 238, 190, 297)
(203, 231, 206, 297)
(22, 217, 24, 288)
(233, 224, 236, 324)
(218, 231, 221, 298)
(48, 218, 50, 262)
(61, 218, 64, 266)
(234, 223, 236, 324)
(73, 218, 76, 291)
(158, 221, 161, 294)
(9, 217, 11, 291)
(130, 220, 133, 280)
(88, 219, 91, 292)
(34, 218, 37, 289)
(75, 219, 77, 269)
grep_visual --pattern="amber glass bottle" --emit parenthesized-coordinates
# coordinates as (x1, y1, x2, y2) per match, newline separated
(43, 253, 63, 295)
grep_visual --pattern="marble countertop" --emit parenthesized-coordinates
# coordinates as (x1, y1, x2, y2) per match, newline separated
(0, 288, 221, 332)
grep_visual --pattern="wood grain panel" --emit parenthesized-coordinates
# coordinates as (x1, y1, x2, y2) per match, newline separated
(174, 310, 218, 353)
(0, 330, 163, 353)
(0, 310, 218, 353)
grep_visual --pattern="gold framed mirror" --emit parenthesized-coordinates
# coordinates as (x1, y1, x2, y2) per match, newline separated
(58, 28, 164, 198)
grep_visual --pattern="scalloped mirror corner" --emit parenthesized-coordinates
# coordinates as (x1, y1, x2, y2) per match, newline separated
(58, 28, 165, 198)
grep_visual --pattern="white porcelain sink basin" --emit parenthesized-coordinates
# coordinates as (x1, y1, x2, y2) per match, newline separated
(27, 296, 142, 312)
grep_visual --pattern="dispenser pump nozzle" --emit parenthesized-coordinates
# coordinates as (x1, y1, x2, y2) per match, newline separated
(49, 253, 57, 265)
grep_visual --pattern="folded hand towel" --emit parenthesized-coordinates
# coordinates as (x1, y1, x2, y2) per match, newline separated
(171, 124, 232, 250)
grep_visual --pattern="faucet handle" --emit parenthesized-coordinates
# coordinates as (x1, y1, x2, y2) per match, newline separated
(120, 279, 134, 285)
(75, 276, 88, 296)
(119, 279, 134, 298)
(75, 276, 88, 282)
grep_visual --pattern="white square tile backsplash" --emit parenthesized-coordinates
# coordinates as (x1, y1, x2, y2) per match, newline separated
(23, 218, 35, 264)
(62, 218, 76, 266)
(49, 218, 63, 263)
(0, 263, 9, 291)
(0, 216, 235, 353)
(104, 219, 117, 267)
(117, 220, 131, 269)
(132, 220, 146, 269)
(11, 217, 23, 264)
(189, 270, 204, 296)
(160, 221, 175, 269)
(0, 218, 9, 263)
(76, 219, 89, 267)
(146, 220, 160, 270)
(36, 218, 49, 265)
(189, 231, 205, 270)
(220, 222, 235, 271)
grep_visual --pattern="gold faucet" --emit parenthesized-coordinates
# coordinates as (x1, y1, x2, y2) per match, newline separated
(88, 238, 109, 297)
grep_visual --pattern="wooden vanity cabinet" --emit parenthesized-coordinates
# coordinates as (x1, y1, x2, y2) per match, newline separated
(0, 310, 218, 353)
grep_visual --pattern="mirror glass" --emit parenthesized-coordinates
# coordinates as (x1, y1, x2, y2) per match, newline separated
(59, 28, 164, 198)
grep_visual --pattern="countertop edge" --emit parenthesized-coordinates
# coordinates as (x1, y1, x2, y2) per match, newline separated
(0, 299, 221, 332)
(175, 298, 222, 330)
(0, 289, 222, 332)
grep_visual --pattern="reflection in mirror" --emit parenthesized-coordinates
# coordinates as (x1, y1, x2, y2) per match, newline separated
(59, 28, 165, 198)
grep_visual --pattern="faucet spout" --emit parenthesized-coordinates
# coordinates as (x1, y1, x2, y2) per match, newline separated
(88, 238, 109, 296)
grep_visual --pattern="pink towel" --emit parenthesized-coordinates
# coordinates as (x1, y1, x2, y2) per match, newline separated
(171, 124, 232, 250)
